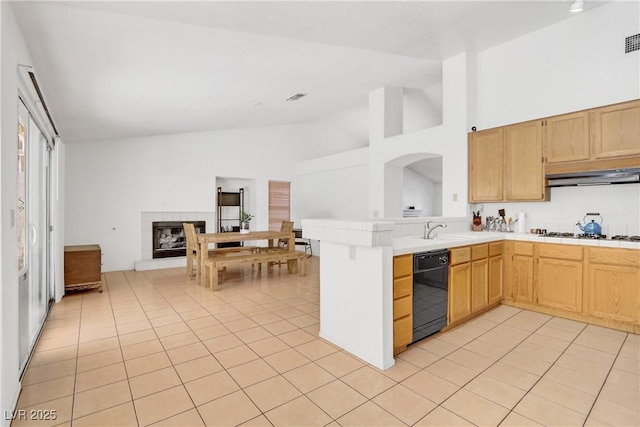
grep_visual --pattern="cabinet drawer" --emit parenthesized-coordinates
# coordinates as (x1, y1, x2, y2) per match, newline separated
(393, 296, 412, 320)
(393, 276, 412, 299)
(513, 241, 534, 256)
(471, 244, 488, 260)
(589, 247, 640, 268)
(489, 241, 504, 257)
(393, 254, 413, 278)
(393, 316, 412, 348)
(538, 243, 583, 261)
(450, 247, 471, 265)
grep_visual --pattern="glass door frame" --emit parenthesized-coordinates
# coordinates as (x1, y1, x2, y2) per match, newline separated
(17, 97, 54, 374)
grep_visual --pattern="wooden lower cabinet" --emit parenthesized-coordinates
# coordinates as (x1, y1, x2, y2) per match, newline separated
(505, 241, 534, 304)
(488, 243, 504, 305)
(502, 243, 640, 333)
(449, 263, 471, 324)
(471, 258, 489, 313)
(536, 243, 583, 313)
(448, 244, 503, 327)
(393, 254, 413, 355)
(586, 247, 640, 325)
(537, 258, 583, 313)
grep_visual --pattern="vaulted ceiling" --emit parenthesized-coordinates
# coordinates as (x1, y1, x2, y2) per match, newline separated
(11, 1, 605, 143)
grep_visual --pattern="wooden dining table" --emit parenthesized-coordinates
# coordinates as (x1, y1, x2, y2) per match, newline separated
(196, 230, 296, 281)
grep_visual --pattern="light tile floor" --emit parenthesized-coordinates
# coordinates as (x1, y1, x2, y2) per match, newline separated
(12, 257, 640, 426)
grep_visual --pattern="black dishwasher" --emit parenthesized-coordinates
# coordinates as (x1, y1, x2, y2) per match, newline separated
(412, 249, 449, 343)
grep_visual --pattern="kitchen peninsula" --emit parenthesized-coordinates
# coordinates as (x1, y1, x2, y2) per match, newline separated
(303, 218, 640, 370)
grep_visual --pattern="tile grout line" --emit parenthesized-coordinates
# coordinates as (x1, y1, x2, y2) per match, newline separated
(372, 307, 528, 426)
(71, 271, 140, 425)
(21, 262, 634, 427)
(411, 310, 586, 426)
(430, 308, 536, 426)
(122, 270, 205, 427)
(495, 318, 594, 426)
(580, 332, 630, 427)
(109, 271, 143, 427)
(130, 266, 320, 426)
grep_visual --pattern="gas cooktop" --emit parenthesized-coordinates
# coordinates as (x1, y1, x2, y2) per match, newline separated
(542, 232, 640, 241)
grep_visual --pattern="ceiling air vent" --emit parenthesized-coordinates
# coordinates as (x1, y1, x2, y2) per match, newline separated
(285, 93, 307, 102)
(625, 33, 640, 53)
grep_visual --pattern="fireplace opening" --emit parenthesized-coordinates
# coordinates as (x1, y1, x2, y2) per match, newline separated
(152, 221, 205, 259)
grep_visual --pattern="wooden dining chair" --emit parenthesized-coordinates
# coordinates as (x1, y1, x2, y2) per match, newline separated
(183, 223, 199, 279)
(278, 220, 294, 249)
(264, 220, 295, 269)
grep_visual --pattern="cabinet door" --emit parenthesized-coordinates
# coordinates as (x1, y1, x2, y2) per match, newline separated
(537, 258, 583, 313)
(471, 259, 488, 313)
(511, 255, 534, 304)
(544, 111, 590, 163)
(449, 263, 471, 323)
(393, 316, 413, 354)
(504, 121, 545, 200)
(591, 100, 640, 159)
(469, 128, 503, 202)
(488, 255, 503, 305)
(587, 264, 640, 324)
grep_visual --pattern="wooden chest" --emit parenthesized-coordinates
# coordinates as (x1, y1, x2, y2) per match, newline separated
(64, 245, 102, 292)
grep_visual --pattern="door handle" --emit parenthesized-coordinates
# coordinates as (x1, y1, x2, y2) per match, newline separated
(30, 224, 37, 248)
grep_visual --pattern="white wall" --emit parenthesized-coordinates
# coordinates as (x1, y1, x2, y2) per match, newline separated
(293, 148, 370, 222)
(402, 167, 440, 215)
(477, 1, 640, 129)
(66, 123, 334, 271)
(369, 53, 472, 219)
(403, 85, 443, 134)
(317, 242, 394, 370)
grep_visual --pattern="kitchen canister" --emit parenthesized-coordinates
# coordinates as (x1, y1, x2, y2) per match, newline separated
(517, 211, 526, 234)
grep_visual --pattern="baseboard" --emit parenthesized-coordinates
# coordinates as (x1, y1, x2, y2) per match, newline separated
(134, 257, 186, 271)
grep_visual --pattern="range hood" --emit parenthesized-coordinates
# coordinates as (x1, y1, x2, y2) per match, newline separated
(546, 168, 640, 187)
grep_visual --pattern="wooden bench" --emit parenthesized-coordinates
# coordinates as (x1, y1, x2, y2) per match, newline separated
(202, 250, 306, 291)
(195, 246, 259, 284)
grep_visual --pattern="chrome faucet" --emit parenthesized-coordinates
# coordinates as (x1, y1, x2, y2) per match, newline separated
(425, 222, 447, 239)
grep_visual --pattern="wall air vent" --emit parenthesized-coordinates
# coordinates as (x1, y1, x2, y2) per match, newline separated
(625, 33, 640, 53)
(285, 93, 307, 102)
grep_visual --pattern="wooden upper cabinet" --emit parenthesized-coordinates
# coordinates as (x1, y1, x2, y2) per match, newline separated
(591, 99, 640, 159)
(544, 111, 590, 163)
(469, 128, 503, 202)
(503, 120, 546, 201)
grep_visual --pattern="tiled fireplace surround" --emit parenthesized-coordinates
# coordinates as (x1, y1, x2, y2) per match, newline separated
(134, 211, 216, 271)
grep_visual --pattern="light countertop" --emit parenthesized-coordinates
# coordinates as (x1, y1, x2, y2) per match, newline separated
(393, 231, 640, 255)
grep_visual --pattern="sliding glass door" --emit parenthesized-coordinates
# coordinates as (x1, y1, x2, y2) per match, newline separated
(18, 100, 52, 372)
